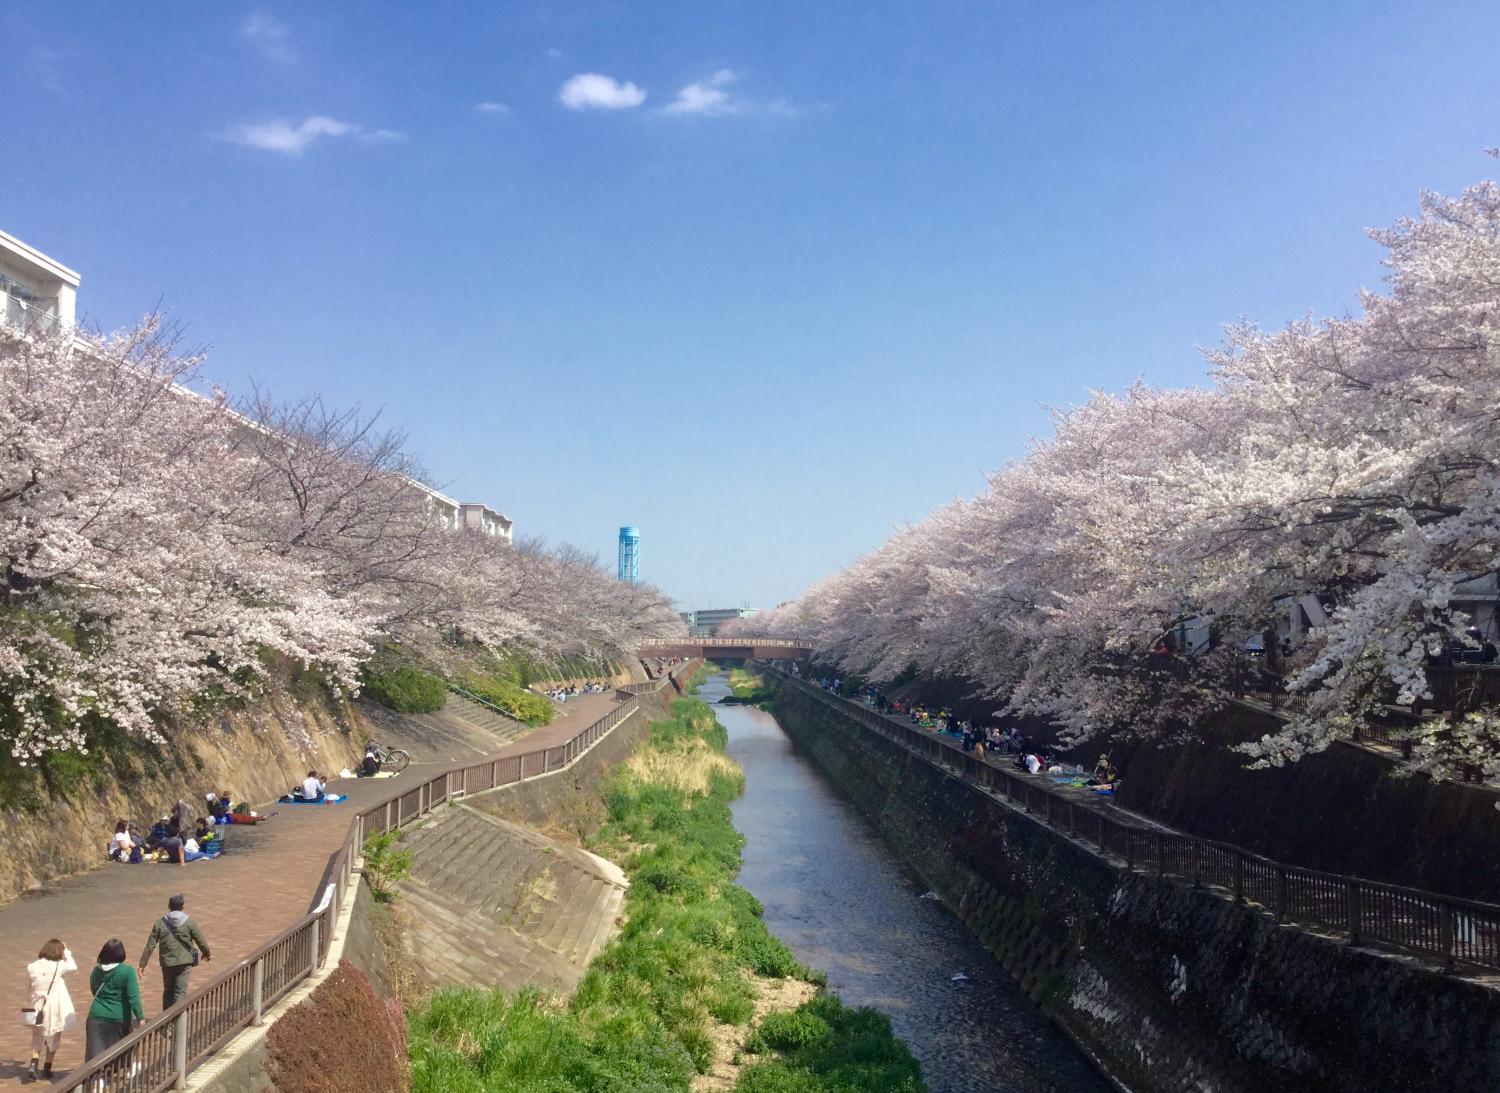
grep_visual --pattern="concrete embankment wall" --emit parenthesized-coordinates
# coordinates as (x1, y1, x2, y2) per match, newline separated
(1108, 702, 1500, 903)
(878, 669, 1500, 902)
(769, 681, 1500, 1093)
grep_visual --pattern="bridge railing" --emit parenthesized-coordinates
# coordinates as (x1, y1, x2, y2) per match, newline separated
(765, 667, 1500, 973)
(55, 661, 689, 1093)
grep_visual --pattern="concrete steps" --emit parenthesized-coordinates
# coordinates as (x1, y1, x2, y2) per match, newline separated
(396, 805, 627, 997)
(444, 692, 533, 743)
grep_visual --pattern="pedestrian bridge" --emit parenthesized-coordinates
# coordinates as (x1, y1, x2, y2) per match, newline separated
(640, 637, 812, 660)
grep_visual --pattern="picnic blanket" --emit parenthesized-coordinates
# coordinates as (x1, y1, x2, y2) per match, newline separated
(278, 792, 349, 805)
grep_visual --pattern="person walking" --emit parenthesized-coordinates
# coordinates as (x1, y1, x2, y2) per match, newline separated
(23, 938, 77, 1082)
(85, 939, 143, 1062)
(139, 894, 211, 1010)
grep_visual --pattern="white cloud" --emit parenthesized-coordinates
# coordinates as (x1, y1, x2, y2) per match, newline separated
(559, 73, 646, 110)
(663, 70, 759, 118)
(242, 11, 296, 63)
(547, 47, 563, 59)
(221, 115, 405, 155)
(475, 101, 511, 116)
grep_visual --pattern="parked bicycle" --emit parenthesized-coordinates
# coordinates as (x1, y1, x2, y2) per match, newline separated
(362, 742, 410, 774)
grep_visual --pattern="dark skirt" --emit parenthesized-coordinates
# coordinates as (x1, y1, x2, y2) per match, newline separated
(85, 1015, 132, 1061)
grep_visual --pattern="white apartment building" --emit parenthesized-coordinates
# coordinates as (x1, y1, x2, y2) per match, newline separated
(2, 227, 514, 541)
(1, 229, 79, 335)
(459, 503, 513, 541)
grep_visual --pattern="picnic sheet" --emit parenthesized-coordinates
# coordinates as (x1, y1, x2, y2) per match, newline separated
(280, 792, 349, 805)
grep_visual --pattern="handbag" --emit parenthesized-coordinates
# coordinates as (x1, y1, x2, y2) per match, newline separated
(18, 963, 60, 1027)
(161, 917, 200, 967)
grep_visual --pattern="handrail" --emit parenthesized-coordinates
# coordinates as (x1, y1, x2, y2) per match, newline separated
(765, 667, 1500, 973)
(446, 683, 519, 717)
(56, 661, 688, 1092)
(640, 637, 810, 648)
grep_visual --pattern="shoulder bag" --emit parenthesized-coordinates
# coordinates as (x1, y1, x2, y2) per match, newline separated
(161, 917, 200, 967)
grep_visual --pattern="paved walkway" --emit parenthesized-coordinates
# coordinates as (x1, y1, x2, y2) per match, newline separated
(0, 690, 621, 1087)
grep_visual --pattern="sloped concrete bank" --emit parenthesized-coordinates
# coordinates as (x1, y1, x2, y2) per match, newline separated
(768, 679, 1500, 1093)
(194, 669, 696, 1092)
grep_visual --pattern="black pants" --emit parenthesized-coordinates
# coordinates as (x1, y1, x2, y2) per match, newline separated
(85, 1016, 132, 1061)
(162, 962, 193, 1010)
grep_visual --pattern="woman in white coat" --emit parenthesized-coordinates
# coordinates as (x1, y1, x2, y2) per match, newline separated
(24, 938, 76, 1083)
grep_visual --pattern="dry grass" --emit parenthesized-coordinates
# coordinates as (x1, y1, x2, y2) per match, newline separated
(624, 737, 740, 797)
(694, 972, 819, 1092)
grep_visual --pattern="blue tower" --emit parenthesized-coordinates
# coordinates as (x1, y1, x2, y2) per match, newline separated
(617, 526, 641, 584)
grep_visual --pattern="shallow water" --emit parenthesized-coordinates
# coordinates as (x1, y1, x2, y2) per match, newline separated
(708, 673, 1108, 1093)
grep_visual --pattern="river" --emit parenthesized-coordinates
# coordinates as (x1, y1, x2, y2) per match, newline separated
(705, 672, 1109, 1093)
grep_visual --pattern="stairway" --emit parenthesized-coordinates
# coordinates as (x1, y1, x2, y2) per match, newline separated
(395, 805, 627, 995)
(443, 691, 534, 744)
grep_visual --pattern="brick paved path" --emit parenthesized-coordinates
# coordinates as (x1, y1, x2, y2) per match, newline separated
(0, 690, 621, 1087)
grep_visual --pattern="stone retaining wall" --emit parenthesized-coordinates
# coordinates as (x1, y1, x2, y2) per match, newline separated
(770, 681, 1500, 1093)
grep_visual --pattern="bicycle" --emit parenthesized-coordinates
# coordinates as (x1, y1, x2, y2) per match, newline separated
(365, 743, 410, 773)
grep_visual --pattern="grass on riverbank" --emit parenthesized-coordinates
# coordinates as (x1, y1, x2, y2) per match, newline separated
(408, 695, 924, 1092)
(720, 666, 777, 707)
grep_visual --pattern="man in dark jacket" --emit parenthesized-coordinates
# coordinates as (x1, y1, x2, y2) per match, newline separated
(139, 893, 212, 1010)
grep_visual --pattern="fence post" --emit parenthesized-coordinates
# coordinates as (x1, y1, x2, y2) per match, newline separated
(1157, 834, 1166, 878)
(1125, 830, 1135, 871)
(1346, 880, 1361, 944)
(1233, 855, 1244, 904)
(384, 800, 392, 832)
(1275, 867, 1288, 921)
(1440, 905, 1456, 970)
(310, 917, 321, 973)
(250, 956, 265, 1026)
(174, 1012, 189, 1089)
(1193, 843, 1203, 888)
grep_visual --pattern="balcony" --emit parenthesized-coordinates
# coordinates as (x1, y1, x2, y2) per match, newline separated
(2, 276, 61, 336)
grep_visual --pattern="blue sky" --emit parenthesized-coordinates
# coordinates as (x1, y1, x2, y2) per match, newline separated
(5, 2, 1500, 611)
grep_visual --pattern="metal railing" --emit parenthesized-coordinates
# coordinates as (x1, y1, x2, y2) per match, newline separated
(767, 667, 1500, 973)
(57, 661, 690, 1092)
(3, 290, 61, 335)
(640, 637, 810, 649)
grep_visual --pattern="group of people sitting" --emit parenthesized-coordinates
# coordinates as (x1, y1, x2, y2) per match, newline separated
(106, 792, 253, 865)
(540, 680, 610, 703)
(854, 683, 1125, 791)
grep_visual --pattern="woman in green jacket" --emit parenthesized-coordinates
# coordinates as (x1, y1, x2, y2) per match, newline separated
(85, 939, 144, 1062)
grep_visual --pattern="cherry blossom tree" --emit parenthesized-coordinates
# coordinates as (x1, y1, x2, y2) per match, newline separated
(733, 164, 1500, 772)
(0, 318, 684, 760)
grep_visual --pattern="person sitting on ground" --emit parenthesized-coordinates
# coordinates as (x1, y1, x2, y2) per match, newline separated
(109, 820, 136, 862)
(144, 816, 173, 852)
(228, 803, 269, 824)
(362, 743, 382, 777)
(204, 791, 230, 822)
(1025, 752, 1043, 775)
(296, 770, 326, 803)
(1091, 753, 1116, 784)
(159, 829, 188, 866)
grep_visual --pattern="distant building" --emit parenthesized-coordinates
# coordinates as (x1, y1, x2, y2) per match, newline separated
(1, 229, 79, 336)
(618, 526, 641, 584)
(459, 502, 513, 541)
(1, 227, 516, 541)
(682, 607, 757, 637)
